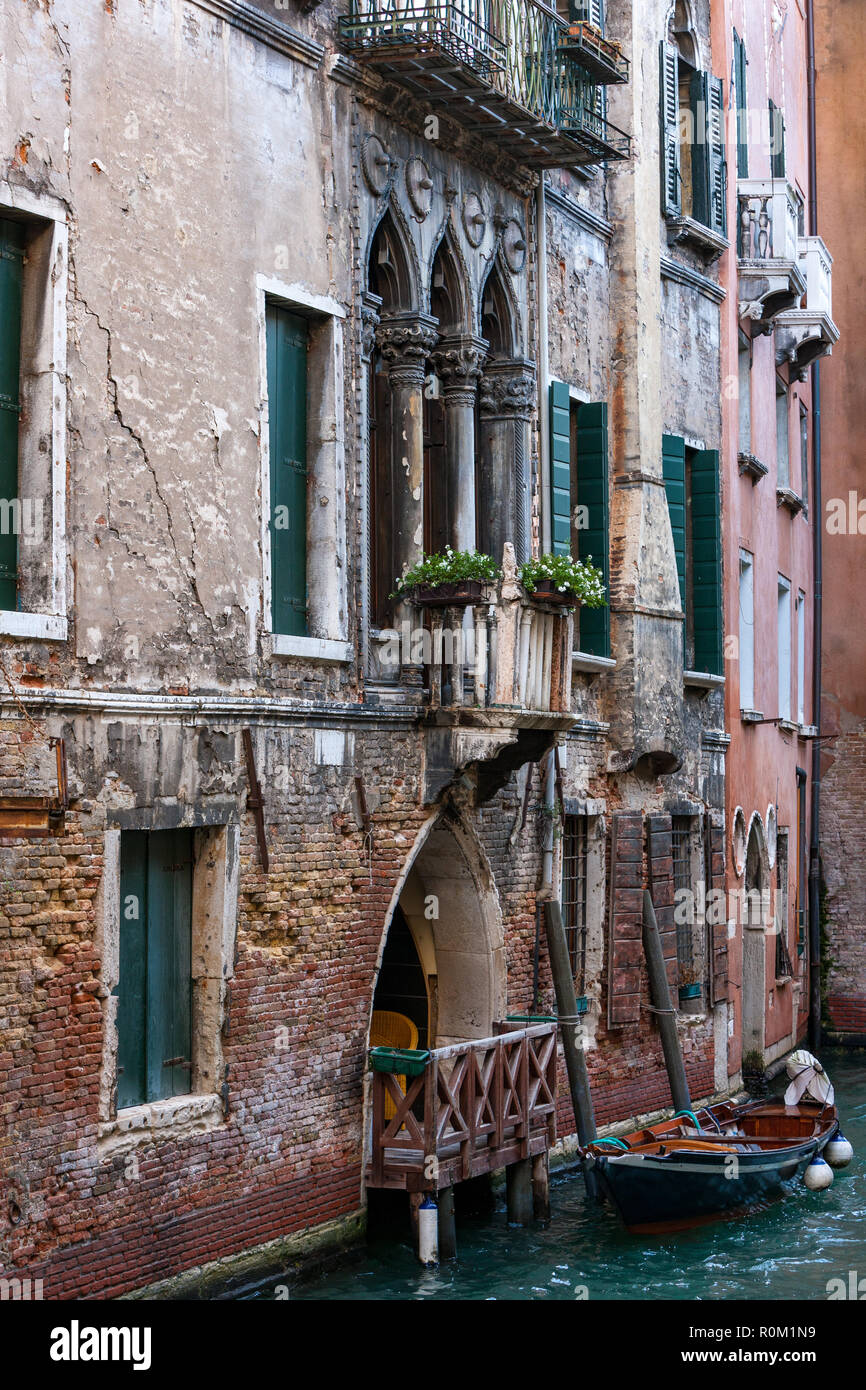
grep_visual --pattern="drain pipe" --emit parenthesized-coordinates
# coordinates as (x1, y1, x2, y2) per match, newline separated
(537, 176, 551, 554)
(806, 0, 823, 1050)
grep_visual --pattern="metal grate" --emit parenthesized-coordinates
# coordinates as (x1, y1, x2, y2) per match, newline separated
(775, 843, 794, 979)
(561, 814, 589, 992)
(671, 816, 693, 975)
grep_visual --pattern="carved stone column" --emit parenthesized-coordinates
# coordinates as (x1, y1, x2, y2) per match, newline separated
(430, 334, 488, 553)
(478, 358, 536, 565)
(375, 311, 439, 682)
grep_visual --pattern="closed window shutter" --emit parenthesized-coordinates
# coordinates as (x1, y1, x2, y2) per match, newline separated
(116, 831, 148, 1110)
(267, 304, 308, 637)
(769, 100, 786, 179)
(571, 0, 604, 26)
(0, 218, 25, 611)
(690, 448, 723, 676)
(734, 31, 748, 178)
(659, 41, 681, 217)
(575, 402, 610, 657)
(549, 380, 571, 556)
(662, 434, 686, 621)
(146, 828, 193, 1103)
(691, 72, 727, 236)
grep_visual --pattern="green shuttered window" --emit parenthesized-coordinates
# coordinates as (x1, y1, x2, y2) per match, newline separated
(549, 382, 610, 658)
(769, 100, 786, 180)
(660, 41, 681, 217)
(116, 829, 194, 1110)
(733, 30, 748, 179)
(266, 303, 308, 637)
(691, 71, 727, 238)
(0, 218, 25, 611)
(663, 435, 723, 677)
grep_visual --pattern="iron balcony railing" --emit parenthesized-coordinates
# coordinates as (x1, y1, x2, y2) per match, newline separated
(339, 0, 631, 165)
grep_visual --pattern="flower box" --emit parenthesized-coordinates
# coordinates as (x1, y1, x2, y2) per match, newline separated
(411, 579, 485, 607)
(369, 1046, 430, 1077)
(529, 578, 576, 606)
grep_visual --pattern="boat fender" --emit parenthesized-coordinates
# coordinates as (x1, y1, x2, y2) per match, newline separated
(418, 1195, 439, 1265)
(825, 1132, 854, 1169)
(804, 1155, 834, 1191)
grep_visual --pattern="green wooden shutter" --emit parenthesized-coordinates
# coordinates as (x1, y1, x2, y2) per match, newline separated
(0, 218, 25, 611)
(267, 304, 308, 637)
(549, 380, 571, 556)
(570, 0, 604, 25)
(146, 828, 193, 1103)
(690, 448, 723, 676)
(117, 831, 148, 1110)
(575, 402, 610, 657)
(691, 72, 727, 237)
(660, 42, 681, 217)
(733, 31, 748, 178)
(769, 100, 786, 179)
(662, 435, 686, 633)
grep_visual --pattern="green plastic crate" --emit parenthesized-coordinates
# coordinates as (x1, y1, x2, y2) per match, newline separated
(369, 1046, 430, 1077)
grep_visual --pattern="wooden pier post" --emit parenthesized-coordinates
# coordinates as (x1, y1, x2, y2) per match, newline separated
(438, 1186, 457, 1261)
(532, 1152, 551, 1221)
(506, 1157, 533, 1226)
(543, 899, 598, 1197)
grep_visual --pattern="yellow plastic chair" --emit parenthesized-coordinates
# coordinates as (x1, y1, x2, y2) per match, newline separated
(370, 1010, 419, 1122)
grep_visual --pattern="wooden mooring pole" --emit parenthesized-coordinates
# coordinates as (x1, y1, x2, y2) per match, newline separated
(642, 889, 692, 1114)
(544, 899, 598, 1197)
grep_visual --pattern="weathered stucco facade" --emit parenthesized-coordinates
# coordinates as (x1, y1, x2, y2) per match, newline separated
(0, 0, 848, 1299)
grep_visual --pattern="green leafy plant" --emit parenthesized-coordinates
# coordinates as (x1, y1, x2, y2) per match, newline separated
(519, 552, 607, 606)
(390, 548, 501, 599)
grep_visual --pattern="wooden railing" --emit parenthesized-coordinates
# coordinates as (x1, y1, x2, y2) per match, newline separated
(367, 1022, 558, 1190)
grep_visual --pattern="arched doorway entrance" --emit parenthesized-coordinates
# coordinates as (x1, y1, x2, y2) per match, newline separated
(742, 817, 769, 1058)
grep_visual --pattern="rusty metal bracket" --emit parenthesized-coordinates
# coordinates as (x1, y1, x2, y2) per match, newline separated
(242, 727, 269, 873)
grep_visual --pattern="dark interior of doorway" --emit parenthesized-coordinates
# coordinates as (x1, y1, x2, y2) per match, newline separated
(372, 905, 429, 1049)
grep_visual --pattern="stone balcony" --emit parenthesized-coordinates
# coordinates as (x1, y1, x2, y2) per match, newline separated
(775, 235, 840, 376)
(737, 179, 806, 332)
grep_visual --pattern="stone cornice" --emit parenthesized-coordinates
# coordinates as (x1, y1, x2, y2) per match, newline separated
(0, 688, 419, 728)
(660, 254, 727, 305)
(543, 183, 613, 244)
(189, 0, 324, 69)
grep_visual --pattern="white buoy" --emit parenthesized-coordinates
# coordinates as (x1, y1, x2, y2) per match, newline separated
(417, 1195, 439, 1265)
(804, 1155, 834, 1191)
(825, 1132, 854, 1169)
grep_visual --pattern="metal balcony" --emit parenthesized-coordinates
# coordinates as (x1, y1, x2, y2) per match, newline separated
(339, 0, 631, 168)
(558, 20, 629, 84)
(737, 179, 806, 332)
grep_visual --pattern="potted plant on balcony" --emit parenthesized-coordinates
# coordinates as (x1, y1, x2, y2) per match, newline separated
(391, 547, 501, 607)
(519, 553, 607, 608)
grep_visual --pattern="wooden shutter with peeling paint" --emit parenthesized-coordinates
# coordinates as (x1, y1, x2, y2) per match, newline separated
(690, 448, 723, 676)
(660, 42, 681, 217)
(574, 402, 610, 657)
(691, 71, 727, 237)
(549, 380, 571, 557)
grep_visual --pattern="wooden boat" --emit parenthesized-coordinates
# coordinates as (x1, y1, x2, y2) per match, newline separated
(585, 1097, 839, 1233)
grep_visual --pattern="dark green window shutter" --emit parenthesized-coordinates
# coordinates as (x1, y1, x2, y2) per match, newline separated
(690, 448, 723, 676)
(570, 0, 604, 28)
(0, 218, 25, 612)
(267, 304, 308, 637)
(117, 831, 148, 1110)
(116, 829, 193, 1109)
(769, 100, 786, 179)
(662, 434, 686, 624)
(733, 31, 748, 178)
(549, 380, 571, 556)
(146, 828, 193, 1103)
(660, 42, 681, 216)
(691, 72, 727, 237)
(575, 402, 610, 657)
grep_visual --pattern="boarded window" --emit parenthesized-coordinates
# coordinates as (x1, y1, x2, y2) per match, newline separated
(671, 816, 694, 981)
(562, 814, 590, 994)
(116, 829, 194, 1110)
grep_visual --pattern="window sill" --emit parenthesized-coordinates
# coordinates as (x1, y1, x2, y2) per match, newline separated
(776, 486, 805, 516)
(268, 633, 353, 663)
(97, 1092, 224, 1156)
(0, 611, 67, 641)
(684, 669, 725, 691)
(798, 723, 818, 739)
(778, 717, 799, 734)
(665, 215, 729, 261)
(740, 708, 764, 723)
(571, 650, 615, 676)
(738, 452, 769, 484)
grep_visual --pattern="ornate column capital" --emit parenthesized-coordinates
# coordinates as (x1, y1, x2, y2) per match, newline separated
(478, 357, 537, 420)
(375, 311, 439, 386)
(361, 291, 383, 361)
(430, 334, 488, 407)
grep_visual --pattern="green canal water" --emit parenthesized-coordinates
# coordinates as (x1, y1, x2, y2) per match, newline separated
(249, 1050, 866, 1301)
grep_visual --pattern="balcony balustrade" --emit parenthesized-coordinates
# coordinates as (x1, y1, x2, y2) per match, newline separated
(775, 235, 839, 374)
(737, 178, 806, 331)
(339, 0, 631, 168)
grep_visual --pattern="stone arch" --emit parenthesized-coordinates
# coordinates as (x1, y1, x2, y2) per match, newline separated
(367, 805, 506, 1050)
(429, 226, 472, 336)
(742, 814, 770, 1058)
(479, 256, 521, 359)
(366, 200, 420, 313)
(668, 0, 702, 69)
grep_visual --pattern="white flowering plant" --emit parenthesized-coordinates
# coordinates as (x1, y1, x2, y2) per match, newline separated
(390, 548, 501, 599)
(519, 552, 607, 607)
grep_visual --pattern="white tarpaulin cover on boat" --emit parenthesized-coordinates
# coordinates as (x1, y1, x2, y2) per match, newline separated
(784, 1050, 835, 1107)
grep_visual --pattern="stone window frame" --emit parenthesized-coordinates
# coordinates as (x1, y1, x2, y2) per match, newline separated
(559, 797, 606, 1044)
(255, 274, 351, 664)
(96, 819, 239, 1155)
(0, 180, 68, 641)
